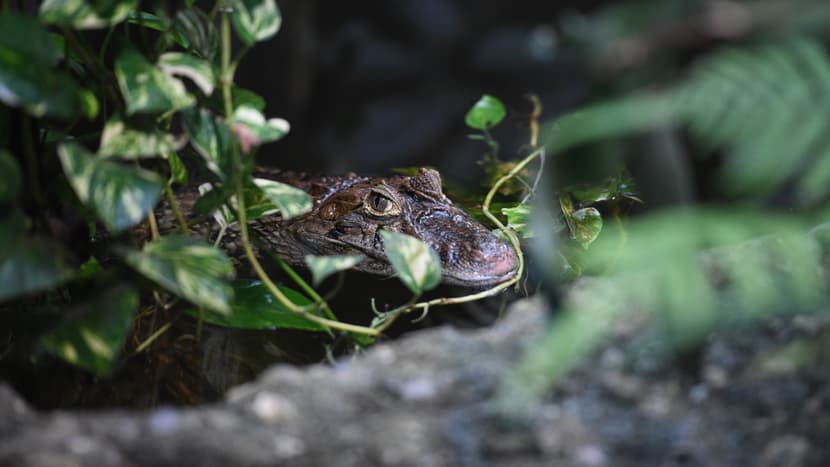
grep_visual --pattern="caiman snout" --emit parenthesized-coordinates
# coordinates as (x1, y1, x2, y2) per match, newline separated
(469, 238, 520, 284)
(417, 208, 520, 287)
(444, 232, 519, 287)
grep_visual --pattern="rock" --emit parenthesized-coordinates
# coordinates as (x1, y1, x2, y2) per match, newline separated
(1, 295, 829, 467)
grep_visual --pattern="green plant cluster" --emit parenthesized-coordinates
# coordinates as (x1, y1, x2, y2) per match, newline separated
(0, 1, 469, 375)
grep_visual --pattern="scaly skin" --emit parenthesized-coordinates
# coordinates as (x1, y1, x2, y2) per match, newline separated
(158, 168, 519, 287)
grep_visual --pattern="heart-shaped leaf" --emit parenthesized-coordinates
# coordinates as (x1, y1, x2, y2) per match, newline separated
(0, 14, 95, 120)
(58, 142, 164, 232)
(569, 207, 603, 249)
(122, 236, 234, 314)
(231, 105, 290, 146)
(158, 52, 215, 95)
(230, 0, 281, 46)
(253, 178, 312, 219)
(174, 8, 217, 59)
(115, 48, 194, 115)
(98, 116, 186, 159)
(182, 106, 234, 180)
(380, 231, 441, 294)
(465, 94, 506, 130)
(305, 254, 365, 286)
(40, 0, 137, 29)
(38, 286, 138, 375)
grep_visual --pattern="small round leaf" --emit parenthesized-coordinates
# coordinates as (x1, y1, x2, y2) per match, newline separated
(465, 94, 506, 130)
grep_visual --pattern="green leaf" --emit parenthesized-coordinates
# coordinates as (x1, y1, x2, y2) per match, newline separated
(465, 94, 506, 130)
(58, 142, 164, 232)
(379, 231, 442, 294)
(174, 8, 217, 59)
(158, 52, 215, 95)
(122, 236, 234, 313)
(114, 48, 194, 115)
(230, 0, 282, 46)
(186, 279, 324, 331)
(167, 151, 188, 185)
(252, 178, 313, 219)
(182, 106, 234, 180)
(0, 57, 81, 120)
(0, 32, 94, 119)
(98, 116, 186, 159)
(239, 183, 278, 221)
(77, 89, 100, 119)
(502, 204, 532, 238)
(231, 106, 290, 148)
(0, 229, 75, 302)
(232, 87, 266, 111)
(568, 207, 603, 249)
(126, 11, 190, 49)
(78, 256, 103, 279)
(0, 150, 21, 204)
(39, 0, 137, 29)
(194, 183, 234, 226)
(0, 13, 63, 66)
(38, 286, 137, 375)
(305, 254, 365, 286)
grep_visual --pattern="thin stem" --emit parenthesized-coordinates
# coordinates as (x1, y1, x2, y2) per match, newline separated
(164, 183, 189, 234)
(527, 93, 542, 147)
(217, 10, 378, 337)
(221, 12, 234, 118)
(237, 193, 377, 334)
(134, 321, 172, 353)
(273, 255, 339, 322)
(372, 296, 420, 333)
(147, 210, 161, 240)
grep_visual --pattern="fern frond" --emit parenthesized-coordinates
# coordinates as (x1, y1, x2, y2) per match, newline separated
(542, 37, 830, 207)
(511, 36, 830, 404)
(677, 37, 830, 202)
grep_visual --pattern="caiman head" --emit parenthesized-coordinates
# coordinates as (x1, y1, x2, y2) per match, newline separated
(255, 168, 519, 287)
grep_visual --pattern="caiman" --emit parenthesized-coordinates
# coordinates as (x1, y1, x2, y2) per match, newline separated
(154, 168, 519, 288)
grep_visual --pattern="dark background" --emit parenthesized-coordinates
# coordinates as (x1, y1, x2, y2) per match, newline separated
(231, 0, 830, 197)
(236, 0, 610, 181)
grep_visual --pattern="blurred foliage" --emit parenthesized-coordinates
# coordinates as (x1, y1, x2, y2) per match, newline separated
(501, 28, 830, 406)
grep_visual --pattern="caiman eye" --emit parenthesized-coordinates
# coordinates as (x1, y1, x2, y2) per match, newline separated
(365, 191, 401, 217)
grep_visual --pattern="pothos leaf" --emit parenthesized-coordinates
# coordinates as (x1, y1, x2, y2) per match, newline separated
(305, 254, 365, 286)
(58, 142, 164, 232)
(230, 0, 282, 46)
(38, 286, 138, 376)
(114, 48, 194, 115)
(380, 231, 442, 294)
(122, 236, 234, 314)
